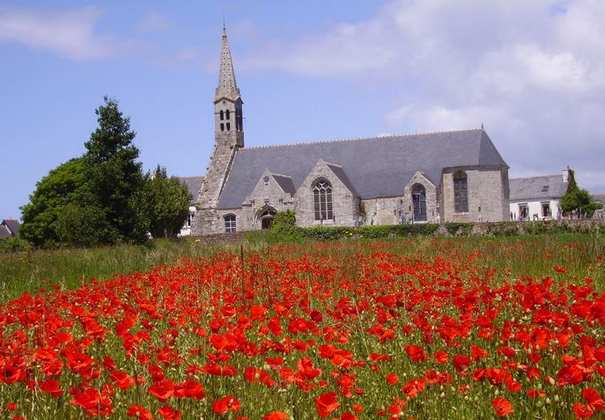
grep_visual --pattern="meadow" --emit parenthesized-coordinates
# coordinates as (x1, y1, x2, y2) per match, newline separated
(0, 233, 604, 419)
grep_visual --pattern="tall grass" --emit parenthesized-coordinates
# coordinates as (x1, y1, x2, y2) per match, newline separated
(0, 239, 219, 302)
(1, 233, 604, 304)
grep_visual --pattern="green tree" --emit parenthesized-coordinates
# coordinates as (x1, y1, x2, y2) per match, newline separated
(84, 97, 147, 242)
(560, 169, 602, 218)
(142, 166, 191, 238)
(20, 158, 115, 247)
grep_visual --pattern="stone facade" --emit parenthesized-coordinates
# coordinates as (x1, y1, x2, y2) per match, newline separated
(191, 29, 511, 236)
(295, 160, 359, 227)
(442, 168, 510, 223)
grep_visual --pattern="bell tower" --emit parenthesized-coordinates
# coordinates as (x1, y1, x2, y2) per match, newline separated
(214, 25, 244, 148)
(193, 26, 244, 235)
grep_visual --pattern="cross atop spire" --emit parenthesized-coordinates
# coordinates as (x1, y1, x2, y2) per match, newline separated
(215, 25, 240, 102)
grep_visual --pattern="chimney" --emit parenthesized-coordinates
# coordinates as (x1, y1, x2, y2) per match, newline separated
(561, 166, 570, 183)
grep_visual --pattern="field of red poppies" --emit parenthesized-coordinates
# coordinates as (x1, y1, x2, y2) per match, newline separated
(1, 236, 604, 419)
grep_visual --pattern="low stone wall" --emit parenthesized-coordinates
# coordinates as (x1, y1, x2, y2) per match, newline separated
(441, 219, 605, 237)
(191, 219, 605, 244)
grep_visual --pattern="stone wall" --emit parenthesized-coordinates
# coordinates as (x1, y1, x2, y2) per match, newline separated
(294, 160, 359, 227)
(442, 167, 509, 223)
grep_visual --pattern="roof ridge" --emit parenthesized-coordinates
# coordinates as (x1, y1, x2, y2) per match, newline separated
(243, 128, 482, 151)
(269, 171, 293, 179)
(510, 174, 563, 180)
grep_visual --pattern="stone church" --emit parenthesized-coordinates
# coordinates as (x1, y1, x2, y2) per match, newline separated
(189, 29, 510, 236)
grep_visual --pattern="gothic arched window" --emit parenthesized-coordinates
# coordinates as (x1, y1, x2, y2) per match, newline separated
(453, 171, 469, 213)
(220, 110, 224, 121)
(224, 214, 236, 233)
(313, 179, 333, 221)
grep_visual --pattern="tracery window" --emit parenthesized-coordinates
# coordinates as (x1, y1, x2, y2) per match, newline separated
(453, 171, 469, 213)
(313, 179, 333, 221)
(224, 214, 236, 233)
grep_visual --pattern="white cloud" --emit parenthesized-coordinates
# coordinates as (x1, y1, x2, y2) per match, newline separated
(0, 7, 112, 60)
(246, 0, 605, 192)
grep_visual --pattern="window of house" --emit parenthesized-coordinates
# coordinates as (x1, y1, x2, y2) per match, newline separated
(226, 122, 231, 131)
(220, 123, 224, 132)
(224, 214, 236, 233)
(313, 179, 333, 221)
(518, 203, 529, 221)
(453, 171, 469, 213)
(220, 110, 224, 120)
(541, 202, 551, 218)
(226, 110, 230, 120)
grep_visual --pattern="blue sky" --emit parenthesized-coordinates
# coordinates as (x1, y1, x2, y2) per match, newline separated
(2, 0, 605, 219)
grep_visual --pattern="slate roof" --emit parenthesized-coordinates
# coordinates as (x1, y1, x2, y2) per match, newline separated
(0, 225, 11, 239)
(217, 129, 507, 209)
(509, 175, 567, 201)
(271, 174, 296, 195)
(325, 162, 358, 196)
(1, 219, 20, 237)
(176, 176, 203, 204)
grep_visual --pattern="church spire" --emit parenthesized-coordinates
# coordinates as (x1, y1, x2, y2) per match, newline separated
(215, 26, 240, 102)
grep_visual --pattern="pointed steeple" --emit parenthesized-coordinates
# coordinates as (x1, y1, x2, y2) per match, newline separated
(215, 26, 240, 102)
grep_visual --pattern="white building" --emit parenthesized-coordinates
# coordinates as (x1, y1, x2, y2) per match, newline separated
(509, 169, 569, 221)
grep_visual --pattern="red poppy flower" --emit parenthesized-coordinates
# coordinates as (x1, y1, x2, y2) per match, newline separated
(148, 379, 175, 402)
(583, 387, 605, 412)
(557, 365, 584, 386)
(315, 391, 340, 418)
(492, 397, 513, 417)
(39, 379, 63, 398)
(263, 411, 289, 420)
(386, 372, 399, 385)
(111, 370, 135, 390)
(405, 345, 427, 363)
(212, 396, 240, 416)
(402, 378, 425, 398)
(573, 403, 593, 418)
(127, 405, 153, 420)
(158, 405, 181, 420)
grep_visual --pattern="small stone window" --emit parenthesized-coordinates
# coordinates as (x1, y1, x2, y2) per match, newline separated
(224, 214, 236, 233)
(453, 171, 469, 213)
(226, 122, 231, 131)
(226, 110, 230, 120)
(220, 110, 224, 120)
(313, 179, 333, 221)
(220, 123, 224, 132)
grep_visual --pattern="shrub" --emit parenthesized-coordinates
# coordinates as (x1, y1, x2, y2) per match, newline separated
(0, 237, 32, 253)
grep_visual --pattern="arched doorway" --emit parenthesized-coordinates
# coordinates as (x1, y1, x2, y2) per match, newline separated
(258, 206, 276, 230)
(412, 184, 427, 222)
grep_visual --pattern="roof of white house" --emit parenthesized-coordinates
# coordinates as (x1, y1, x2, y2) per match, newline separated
(509, 175, 567, 201)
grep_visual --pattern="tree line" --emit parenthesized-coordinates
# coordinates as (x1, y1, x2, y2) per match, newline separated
(20, 98, 191, 247)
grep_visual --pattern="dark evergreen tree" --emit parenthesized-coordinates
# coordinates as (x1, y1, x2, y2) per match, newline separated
(84, 97, 148, 242)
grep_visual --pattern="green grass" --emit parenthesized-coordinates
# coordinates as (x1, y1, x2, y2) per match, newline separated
(0, 238, 222, 302)
(2, 232, 603, 304)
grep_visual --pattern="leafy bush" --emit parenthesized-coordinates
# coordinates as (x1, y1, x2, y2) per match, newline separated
(0, 237, 32, 253)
